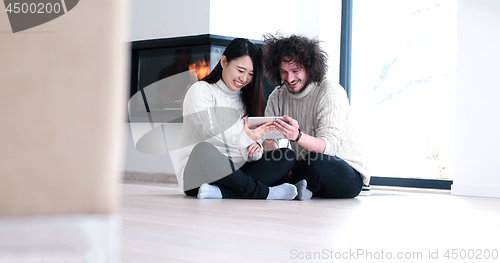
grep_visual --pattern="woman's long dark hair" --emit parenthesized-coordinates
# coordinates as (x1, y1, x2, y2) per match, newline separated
(202, 38, 265, 117)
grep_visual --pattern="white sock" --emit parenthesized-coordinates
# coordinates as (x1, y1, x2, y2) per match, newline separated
(295, 179, 313, 200)
(197, 183, 222, 199)
(266, 183, 297, 200)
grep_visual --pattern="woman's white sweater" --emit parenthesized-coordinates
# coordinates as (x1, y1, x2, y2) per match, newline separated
(177, 80, 262, 191)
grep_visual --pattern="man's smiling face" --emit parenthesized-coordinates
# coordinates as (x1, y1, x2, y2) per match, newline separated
(279, 59, 308, 94)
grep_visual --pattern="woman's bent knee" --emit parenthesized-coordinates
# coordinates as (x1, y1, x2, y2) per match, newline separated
(191, 142, 217, 155)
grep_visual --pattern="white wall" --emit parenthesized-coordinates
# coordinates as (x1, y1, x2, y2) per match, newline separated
(130, 0, 210, 41)
(452, 0, 500, 198)
(124, 124, 175, 173)
(318, 0, 342, 84)
(127, 0, 343, 176)
(209, 0, 295, 40)
(209, 0, 341, 83)
(130, 0, 341, 79)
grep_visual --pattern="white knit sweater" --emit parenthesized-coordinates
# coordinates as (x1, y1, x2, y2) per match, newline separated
(265, 79, 370, 185)
(177, 80, 263, 191)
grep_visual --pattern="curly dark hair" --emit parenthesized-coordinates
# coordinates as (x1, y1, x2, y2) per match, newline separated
(262, 34, 328, 87)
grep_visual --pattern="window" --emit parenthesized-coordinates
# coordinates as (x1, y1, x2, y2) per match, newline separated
(348, 0, 457, 187)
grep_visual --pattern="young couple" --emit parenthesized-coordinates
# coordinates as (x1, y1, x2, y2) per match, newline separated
(176, 35, 370, 200)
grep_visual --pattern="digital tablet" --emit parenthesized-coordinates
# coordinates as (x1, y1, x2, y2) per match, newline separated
(247, 116, 288, 139)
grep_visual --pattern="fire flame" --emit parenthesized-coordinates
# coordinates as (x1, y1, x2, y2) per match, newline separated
(188, 59, 210, 80)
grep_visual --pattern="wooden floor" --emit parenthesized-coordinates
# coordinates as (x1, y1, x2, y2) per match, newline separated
(120, 182, 500, 263)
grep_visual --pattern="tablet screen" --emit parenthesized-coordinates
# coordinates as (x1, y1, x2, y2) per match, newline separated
(247, 116, 287, 139)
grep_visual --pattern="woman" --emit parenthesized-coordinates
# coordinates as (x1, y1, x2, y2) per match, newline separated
(177, 38, 308, 200)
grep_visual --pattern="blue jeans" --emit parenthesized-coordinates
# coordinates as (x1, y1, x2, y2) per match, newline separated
(183, 142, 296, 198)
(290, 153, 363, 198)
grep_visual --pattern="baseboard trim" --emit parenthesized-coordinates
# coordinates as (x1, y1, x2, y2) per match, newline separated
(123, 171, 178, 184)
(451, 184, 500, 198)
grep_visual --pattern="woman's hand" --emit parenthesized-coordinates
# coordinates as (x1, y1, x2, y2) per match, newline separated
(274, 115, 300, 141)
(243, 118, 274, 141)
(247, 142, 261, 155)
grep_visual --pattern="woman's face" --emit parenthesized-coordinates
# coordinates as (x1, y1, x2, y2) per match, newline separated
(221, 55, 254, 91)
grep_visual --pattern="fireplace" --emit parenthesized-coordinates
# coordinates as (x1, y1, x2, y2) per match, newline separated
(128, 34, 274, 124)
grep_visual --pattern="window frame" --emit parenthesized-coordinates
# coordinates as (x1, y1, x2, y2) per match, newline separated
(340, 0, 453, 190)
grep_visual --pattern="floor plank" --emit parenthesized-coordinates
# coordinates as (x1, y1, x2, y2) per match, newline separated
(120, 183, 500, 262)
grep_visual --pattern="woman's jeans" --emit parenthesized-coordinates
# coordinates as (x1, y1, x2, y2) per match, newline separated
(183, 142, 296, 198)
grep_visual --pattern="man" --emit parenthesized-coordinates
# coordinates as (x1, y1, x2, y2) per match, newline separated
(262, 34, 370, 199)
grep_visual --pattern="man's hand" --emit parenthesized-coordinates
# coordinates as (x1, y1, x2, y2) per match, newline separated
(262, 139, 278, 152)
(274, 115, 300, 141)
(274, 115, 326, 153)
